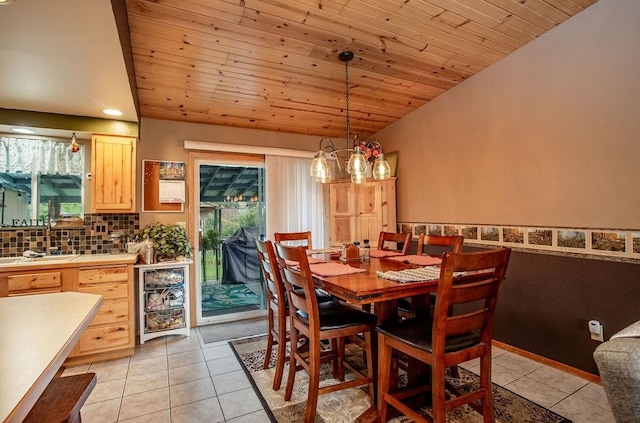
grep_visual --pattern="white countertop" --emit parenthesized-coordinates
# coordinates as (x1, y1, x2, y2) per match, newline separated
(0, 292, 103, 423)
(0, 253, 138, 272)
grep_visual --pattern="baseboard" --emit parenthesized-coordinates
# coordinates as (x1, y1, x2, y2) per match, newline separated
(63, 347, 135, 367)
(492, 340, 601, 384)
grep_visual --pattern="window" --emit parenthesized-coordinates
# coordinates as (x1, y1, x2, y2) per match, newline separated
(0, 136, 84, 226)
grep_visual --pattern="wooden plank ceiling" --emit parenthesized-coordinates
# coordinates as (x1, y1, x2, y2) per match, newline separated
(126, 0, 596, 140)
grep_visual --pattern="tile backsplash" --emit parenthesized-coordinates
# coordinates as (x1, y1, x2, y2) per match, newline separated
(0, 213, 140, 257)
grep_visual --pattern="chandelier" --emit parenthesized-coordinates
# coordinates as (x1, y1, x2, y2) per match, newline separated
(309, 51, 391, 184)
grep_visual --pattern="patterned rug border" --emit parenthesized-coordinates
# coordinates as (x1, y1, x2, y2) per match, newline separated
(230, 334, 573, 423)
(229, 337, 279, 423)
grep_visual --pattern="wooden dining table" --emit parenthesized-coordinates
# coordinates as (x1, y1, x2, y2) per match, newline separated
(309, 255, 440, 324)
(308, 254, 442, 423)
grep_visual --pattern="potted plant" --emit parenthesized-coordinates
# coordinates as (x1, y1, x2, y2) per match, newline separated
(138, 222, 192, 261)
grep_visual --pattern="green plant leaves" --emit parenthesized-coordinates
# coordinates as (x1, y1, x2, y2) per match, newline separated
(139, 222, 192, 259)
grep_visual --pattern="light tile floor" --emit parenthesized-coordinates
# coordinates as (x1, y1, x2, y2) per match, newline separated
(64, 329, 614, 422)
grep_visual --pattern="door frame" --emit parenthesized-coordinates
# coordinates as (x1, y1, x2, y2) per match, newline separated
(188, 151, 267, 326)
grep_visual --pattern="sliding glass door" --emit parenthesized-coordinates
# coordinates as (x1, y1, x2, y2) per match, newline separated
(192, 155, 266, 325)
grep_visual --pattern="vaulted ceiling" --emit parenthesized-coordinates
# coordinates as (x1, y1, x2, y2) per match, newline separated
(0, 0, 597, 141)
(126, 0, 597, 139)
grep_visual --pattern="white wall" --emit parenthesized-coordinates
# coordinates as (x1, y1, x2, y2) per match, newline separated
(375, 0, 640, 229)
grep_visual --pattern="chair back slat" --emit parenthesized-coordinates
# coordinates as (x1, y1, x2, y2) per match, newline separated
(378, 231, 412, 254)
(282, 267, 313, 315)
(447, 310, 488, 336)
(417, 234, 464, 255)
(256, 239, 286, 304)
(274, 231, 313, 249)
(450, 279, 497, 304)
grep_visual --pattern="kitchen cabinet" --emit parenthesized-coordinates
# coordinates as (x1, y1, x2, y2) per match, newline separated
(0, 268, 75, 297)
(91, 134, 136, 212)
(136, 261, 191, 344)
(0, 255, 137, 366)
(7, 271, 62, 295)
(67, 264, 135, 362)
(328, 179, 397, 248)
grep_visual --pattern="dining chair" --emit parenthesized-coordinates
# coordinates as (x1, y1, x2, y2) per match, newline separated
(274, 231, 313, 249)
(255, 238, 290, 391)
(398, 233, 465, 319)
(256, 238, 334, 391)
(376, 248, 511, 423)
(363, 231, 412, 315)
(378, 231, 411, 255)
(274, 242, 377, 423)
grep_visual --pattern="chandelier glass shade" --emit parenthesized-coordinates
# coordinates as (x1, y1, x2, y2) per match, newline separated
(347, 146, 368, 183)
(310, 150, 330, 181)
(372, 153, 391, 179)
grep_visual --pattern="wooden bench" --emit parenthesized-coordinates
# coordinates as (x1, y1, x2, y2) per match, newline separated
(23, 373, 97, 423)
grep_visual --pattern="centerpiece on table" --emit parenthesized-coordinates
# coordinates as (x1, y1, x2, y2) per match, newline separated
(138, 222, 192, 262)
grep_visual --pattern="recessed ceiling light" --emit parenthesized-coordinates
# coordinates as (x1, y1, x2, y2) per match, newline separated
(103, 109, 123, 116)
(0, 0, 17, 6)
(12, 128, 34, 134)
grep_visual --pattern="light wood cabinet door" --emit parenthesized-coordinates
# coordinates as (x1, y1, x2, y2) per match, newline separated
(91, 134, 136, 212)
(328, 179, 397, 247)
(7, 271, 62, 295)
(68, 264, 134, 360)
(329, 183, 355, 246)
(354, 183, 383, 244)
(73, 324, 131, 355)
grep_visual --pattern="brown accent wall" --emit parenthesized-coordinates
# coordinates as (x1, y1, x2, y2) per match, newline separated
(494, 249, 640, 375)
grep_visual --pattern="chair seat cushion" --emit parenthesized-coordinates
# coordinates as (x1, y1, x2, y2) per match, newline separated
(315, 289, 336, 303)
(296, 301, 377, 330)
(289, 288, 335, 304)
(377, 318, 480, 353)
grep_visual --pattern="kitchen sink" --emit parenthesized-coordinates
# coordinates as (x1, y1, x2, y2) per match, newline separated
(0, 254, 79, 266)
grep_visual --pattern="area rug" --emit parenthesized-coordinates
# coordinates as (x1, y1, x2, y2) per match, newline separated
(201, 283, 261, 312)
(200, 316, 268, 344)
(230, 335, 572, 423)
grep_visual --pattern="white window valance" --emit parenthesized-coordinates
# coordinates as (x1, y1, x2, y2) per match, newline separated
(0, 137, 84, 176)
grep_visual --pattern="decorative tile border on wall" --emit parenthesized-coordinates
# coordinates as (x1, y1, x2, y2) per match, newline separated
(399, 222, 640, 263)
(0, 213, 139, 257)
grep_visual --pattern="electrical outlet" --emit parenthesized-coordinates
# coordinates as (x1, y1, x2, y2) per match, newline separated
(588, 320, 604, 342)
(93, 222, 108, 235)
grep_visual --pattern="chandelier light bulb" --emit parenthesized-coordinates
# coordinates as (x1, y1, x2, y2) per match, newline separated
(372, 153, 391, 179)
(310, 151, 328, 178)
(347, 146, 367, 175)
(316, 164, 331, 183)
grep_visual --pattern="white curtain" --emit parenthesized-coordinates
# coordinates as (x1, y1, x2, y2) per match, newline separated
(0, 137, 84, 175)
(265, 155, 328, 249)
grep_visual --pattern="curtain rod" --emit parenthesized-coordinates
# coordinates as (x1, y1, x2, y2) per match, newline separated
(183, 140, 317, 159)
